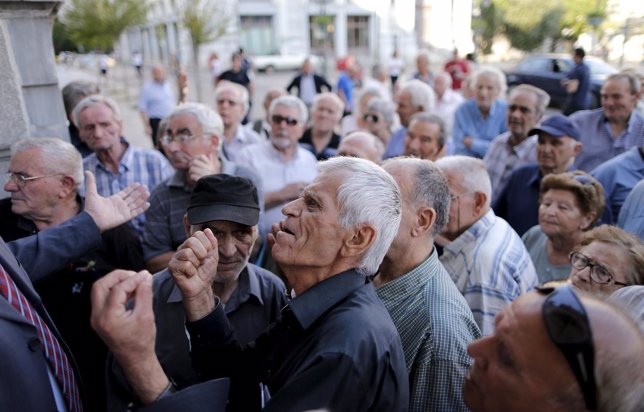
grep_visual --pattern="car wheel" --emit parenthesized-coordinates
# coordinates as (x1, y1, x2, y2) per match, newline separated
(265, 65, 275, 74)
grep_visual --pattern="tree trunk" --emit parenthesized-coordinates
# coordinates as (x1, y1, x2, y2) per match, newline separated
(193, 43, 202, 102)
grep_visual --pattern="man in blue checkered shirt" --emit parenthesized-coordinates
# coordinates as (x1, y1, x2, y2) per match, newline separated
(375, 157, 481, 411)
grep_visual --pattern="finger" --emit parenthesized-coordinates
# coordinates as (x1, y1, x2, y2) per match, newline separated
(92, 270, 138, 313)
(104, 272, 149, 313)
(84, 171, 97, 198)
(203, 228, 218, 251)
(266, 233, 275, 250)
(132, 272, 154, 318)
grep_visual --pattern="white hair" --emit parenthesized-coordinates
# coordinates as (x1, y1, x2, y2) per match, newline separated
(215, 80, 250, 116)
(11, 137, 84, 191)
(269, 95, 309, 124)
(71, 94, 121, 127)
(435, 155, 492, 208)
(471, 66, 508, 96)
(399, 79, 436, 112)
(318, 157, 401, 275)
(167, 102, 224, 152)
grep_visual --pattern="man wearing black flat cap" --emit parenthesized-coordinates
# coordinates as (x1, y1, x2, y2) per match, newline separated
(493, 114, 583, 236)
(105, 174, 287, 411)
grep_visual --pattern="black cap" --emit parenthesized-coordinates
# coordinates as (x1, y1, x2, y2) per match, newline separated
(529, 114, 581, 141)
(187, 174, 259, 226)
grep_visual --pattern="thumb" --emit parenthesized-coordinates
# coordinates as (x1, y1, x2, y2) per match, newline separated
(85, 170, 97, 197)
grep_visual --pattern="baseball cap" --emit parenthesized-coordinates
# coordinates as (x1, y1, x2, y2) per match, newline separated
(187, 174, 260, 226)
(529, 114, 580, 141)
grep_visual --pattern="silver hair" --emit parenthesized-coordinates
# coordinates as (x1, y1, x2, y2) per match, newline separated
(10, 137, 83, 191)
(471, 66, 508, 96)
(340, 131, 385, 162)
(167, 102, 224, 151)
(366, 98, 396, 125)
(434, 71, 453, 87)
(409, 112, 446, 148)
(72, 94, 122, 127)
(62, 81, 100, 116)
(269, 95, 309, 124)
(383, 157, 451, 236)
(509, 84, 551, 118)
(606, 71, 641, 95)
(318, 157, 401, 275)
(215, 80, 250, 116)
(312, 92, 345, 122)
(399, 79, 436, 112)
(435, 155, 492, 208)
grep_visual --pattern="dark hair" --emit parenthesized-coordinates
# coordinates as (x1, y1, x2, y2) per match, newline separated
(574, 48, 586, 59)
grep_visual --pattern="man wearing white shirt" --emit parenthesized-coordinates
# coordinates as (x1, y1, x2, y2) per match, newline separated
(236, 96, 318, 234)
(431, 72, 464, 139)
(215, 81, 262, 161)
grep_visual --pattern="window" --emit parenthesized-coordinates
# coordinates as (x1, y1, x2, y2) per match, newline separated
(309, 15, 335, 53)
(347, 15, 369, 50)
(239, 16, 274, 55)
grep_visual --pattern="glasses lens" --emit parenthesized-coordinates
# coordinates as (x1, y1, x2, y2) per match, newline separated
(272, 115, 297, 126)
(590, 266, 612, 284)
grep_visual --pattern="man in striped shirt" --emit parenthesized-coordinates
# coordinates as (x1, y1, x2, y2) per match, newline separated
(436, 156, 538, 335)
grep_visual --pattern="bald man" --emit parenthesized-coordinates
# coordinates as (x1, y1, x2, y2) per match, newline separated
(337, 131, 385, 163)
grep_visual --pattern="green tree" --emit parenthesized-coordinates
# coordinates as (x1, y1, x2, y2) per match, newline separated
(182, 0, 229, 102)
(52, 18, 81, 54)
(64, 0, 149, 52)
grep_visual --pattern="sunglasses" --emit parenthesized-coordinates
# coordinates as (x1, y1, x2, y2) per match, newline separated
(363, 114, 379, 122)
(271, 115, 299, 126)
(538, 285, 597, 411)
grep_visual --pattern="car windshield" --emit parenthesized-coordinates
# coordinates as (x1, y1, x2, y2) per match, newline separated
(585, 59, 618, 76)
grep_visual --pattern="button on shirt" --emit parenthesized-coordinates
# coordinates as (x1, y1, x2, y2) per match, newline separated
(187, 269, 409, 412)
(376, 249, 481, 412)
(236, 141, 318, 234)
(484, 132, 537, 204)
(571, 109, 644, 172)
(453, 99, 508, 158)
(83, 140, 173, 234)
(440, 209, 538, 335)
(138, 80, 175, 119)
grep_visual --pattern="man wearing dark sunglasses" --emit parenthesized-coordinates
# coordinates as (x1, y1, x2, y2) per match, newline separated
(463, 285, 644, 412)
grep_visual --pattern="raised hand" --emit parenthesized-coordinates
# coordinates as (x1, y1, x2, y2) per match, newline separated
(169, 229, 220, 321)
(84, 171, 150, 231)
(187, 153, 221, 185)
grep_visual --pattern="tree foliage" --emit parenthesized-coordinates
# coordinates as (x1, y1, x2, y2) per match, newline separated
(52, 18, 81, 53)
(474, 0, 607, 53)
(63, 0, 149, 52)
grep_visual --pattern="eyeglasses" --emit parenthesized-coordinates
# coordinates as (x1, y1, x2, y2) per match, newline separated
(363, 114, 380, 122)
(271, 115, 299, 126)
(538, 285, 597, 411)
(160, 133, 199, 146)
(569, 251, 629, 286)
(5, 172, 61, 188)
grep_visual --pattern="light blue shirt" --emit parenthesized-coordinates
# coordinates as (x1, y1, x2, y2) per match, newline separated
(377, 249, 481, 412)
(591, 147, 644, 224)
(383, 126, 407, 159)
(571, 109, 644, 172)
(618, 179, 644, 239)
(138, 80, 175, 118)
(453, 99, 508, 158)
(440, 209, 538, 335)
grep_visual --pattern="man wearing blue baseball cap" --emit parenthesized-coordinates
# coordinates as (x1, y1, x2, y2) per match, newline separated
(493, 114, 583, 236)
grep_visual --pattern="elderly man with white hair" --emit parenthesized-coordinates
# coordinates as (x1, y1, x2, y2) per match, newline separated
(384, 79, 435, 159)
(214, 81, 262, 161)
(236, 95, 318, 234)
(432, 71, 464, 136)
(337, 131, 385, 163)
(142, 102, 263, 273)
(91, 156, 410, 411)
(452, 66, 508, 158)
(436, 156, 538, 335)
(299, 92, 344, 160)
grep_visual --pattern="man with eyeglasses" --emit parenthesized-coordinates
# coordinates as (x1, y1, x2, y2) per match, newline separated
(236, 95, 318, 235)
(214, 81, 262, 161)
(569, 225, 643, 299)
(1, 137, 145, 410)
(73, 94, 173, 235)
(483, 84, 550, 203)
(299, 92, 344, 160)
(436, 156, 537, 335)
(142, 102, 263, 273)
(463, 284, 644, 412)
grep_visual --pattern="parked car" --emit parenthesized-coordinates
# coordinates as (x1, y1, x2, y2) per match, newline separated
(505, 54, 618, 108)
(252, 48, 320, 73)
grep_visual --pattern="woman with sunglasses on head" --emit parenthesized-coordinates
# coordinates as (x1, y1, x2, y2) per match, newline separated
(522, 171, 605, 284)
(569, 225, 644, 299)
(361, 98, 396, 148)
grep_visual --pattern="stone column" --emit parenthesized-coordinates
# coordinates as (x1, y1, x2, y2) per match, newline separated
(0, 0, 67, 175)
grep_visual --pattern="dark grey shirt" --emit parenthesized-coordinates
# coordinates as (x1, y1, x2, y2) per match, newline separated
(106, 263, 287, 410)
(187, 269, 410, 412)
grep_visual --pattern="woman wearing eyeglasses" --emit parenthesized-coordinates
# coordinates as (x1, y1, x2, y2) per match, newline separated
(361, 98, 396, 148)
(569, 225, 644, 298)
(522, 171, 605, 284)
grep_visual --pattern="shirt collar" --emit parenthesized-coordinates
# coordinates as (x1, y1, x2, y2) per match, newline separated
(376, 248, 440, 298)
(444, 209, 496, 255)
(289, 269, 366, 330)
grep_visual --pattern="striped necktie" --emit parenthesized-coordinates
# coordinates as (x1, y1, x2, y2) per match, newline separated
(0, 263, 82, 411)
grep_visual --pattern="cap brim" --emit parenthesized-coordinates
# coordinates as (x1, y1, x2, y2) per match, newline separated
(187, 205, 260, 226)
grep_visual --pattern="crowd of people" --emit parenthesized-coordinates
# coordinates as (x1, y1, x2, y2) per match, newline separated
(2, 46, 644, 412)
